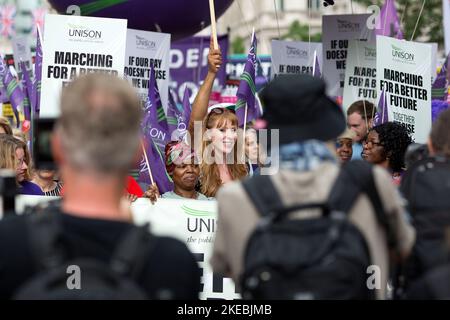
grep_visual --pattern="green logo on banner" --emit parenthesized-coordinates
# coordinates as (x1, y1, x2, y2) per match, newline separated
(391, 44, 414, 62)
(181, 205, 214, 217)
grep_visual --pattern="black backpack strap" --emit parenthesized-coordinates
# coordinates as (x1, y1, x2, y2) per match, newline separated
(26, 200, 66, 271)
(242, 174, 329, 223)
(110, 223, 154, 280)
(242, 175, 284, 217)
(329, 161, 395, 248)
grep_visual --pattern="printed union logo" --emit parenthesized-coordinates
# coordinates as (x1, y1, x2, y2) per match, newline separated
(391, 44, 414, 62)
(337, 19, 360, 32)
(181, 205, 214, 217)
(286, 46, 308, 58)
(365, 47, 376, 58)
(136, 35, 156, 50)
(68, 23, 102, 39)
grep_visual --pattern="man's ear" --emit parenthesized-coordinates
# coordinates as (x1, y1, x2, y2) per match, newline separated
(51, 130, 64, 165)
(427, 137, 436, 156)
(368, 118, 374, 129)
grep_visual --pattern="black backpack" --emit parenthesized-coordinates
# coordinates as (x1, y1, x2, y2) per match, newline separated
(240, 161, 394, 300)
(400, 156, 450, 285)
(14, 201, 154, 300)
(406, 263, 450, 299)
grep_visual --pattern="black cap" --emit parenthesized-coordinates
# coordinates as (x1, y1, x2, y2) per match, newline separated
(260, 74, 346, 144)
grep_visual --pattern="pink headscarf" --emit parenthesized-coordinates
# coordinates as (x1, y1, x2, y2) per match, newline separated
(164, 141, 197, 175)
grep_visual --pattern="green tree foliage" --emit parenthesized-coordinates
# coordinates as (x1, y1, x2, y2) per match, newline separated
(281, 20, 322, 42)
(231, 36, 246, 54)
(354, 0, 444, 46)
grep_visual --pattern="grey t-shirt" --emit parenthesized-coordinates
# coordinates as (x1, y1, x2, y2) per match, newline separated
(162, 191, 212, 201)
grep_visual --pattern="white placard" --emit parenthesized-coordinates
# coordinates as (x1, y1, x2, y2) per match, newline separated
(40, 14, 127, 118)
(322, 14, 374, 97)
(12, 35, 33, 77)
(271, 40, 322, 78)
(132, 198, 240, 300)
(343, 41, 377, 111)
(125, 29, 170, 110)
(376, 36, 432, 143)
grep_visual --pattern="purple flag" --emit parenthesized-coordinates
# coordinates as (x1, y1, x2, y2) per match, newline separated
(0, 80, 7, 103)
(432, 100, 449, 122)
(147, 65, 168, 133)
(166, 89, 179, 136)
(34, 27, 43, 115)
(235, 32, 262, 127)
(0, 56, 23, 126)
(139, 137, 174, 194)
(165, 87, 191, 141)
(432, 53, 449, 100)
(376, 0, 404, 39)
(182, 86, 192, 127)
(373, 90, 389, 126)
(139, 66, 173, 193)
(20, 61, 34, 121)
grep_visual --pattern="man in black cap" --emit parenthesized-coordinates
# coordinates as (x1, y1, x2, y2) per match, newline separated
(210, 74, 414, 300)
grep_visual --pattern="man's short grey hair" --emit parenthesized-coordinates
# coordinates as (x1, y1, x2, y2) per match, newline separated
(57, 73, 142, 173)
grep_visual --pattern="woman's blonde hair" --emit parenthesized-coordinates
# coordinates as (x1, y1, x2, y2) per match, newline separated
(0, 117, 13, 135)
(12, 128, 28, 143)
(200, 109, 247, 197)
(0, 134, 32, 181)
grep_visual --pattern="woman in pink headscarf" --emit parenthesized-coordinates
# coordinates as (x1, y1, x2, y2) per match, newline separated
(144, 141, 211, 202)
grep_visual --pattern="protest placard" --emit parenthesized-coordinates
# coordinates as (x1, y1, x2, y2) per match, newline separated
(343, 41, 377, 111)
(376, 36, 432, 143)
(125, 29, 170, 109)
(322, 14, 374, 97)
(271, 40, 322, 78)
(40, 14, 127, 118)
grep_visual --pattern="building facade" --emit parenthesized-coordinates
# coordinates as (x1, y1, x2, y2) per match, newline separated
(199, 0, 367, 55)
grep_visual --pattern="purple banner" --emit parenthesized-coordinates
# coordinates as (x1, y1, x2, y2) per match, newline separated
(169, 34, 229, 104)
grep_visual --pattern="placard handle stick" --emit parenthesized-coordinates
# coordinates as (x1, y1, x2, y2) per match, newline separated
(209, 0, 219, 49)
(141, 140, 155, 186)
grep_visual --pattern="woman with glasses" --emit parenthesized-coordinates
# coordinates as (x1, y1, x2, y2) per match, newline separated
(362, 122, 412, 184)
(188, 39, 248, 197)
(0, 134, 44, 195)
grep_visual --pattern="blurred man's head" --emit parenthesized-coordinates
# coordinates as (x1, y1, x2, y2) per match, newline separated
(53, 74, 141, 177)
(429, 109, 450, 158)
(347, 100, 376, 143)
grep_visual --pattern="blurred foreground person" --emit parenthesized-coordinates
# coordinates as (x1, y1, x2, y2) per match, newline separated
(0, 74, 200, 299)
(402, 110, 450, 299)
(211, 75, 415, 300)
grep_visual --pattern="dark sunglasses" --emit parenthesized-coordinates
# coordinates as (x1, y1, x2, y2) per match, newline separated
(209, 106, 236, 115)
(206, 107, 236, 124)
